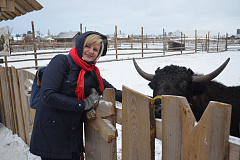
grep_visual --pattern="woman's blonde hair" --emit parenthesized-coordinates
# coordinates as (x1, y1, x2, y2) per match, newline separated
(83, 34, 104, 61)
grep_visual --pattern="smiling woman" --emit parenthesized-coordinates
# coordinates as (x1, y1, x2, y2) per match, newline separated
(29, 31, 122, 160)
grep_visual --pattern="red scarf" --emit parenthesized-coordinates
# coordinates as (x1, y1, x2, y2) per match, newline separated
(70, 47, 104, 100)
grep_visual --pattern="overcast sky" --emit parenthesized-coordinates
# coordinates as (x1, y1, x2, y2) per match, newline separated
(1, 0, 239, 36)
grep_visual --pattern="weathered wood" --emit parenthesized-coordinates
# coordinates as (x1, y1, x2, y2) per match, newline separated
(116, 108, 122, 125)
(84, 88, 117, 160)
(155, 118, 162, 140)
(122, 86, 155, 160)
(229, 136, 240, 160)
(0, 67, 6, 124)
(7, 67, 18, 134)
(0, 67, 14, 130)
(162, 95, 196, 160)
(10, 67, 26, 142)
(162, 95, 232, 160)
(86, 99, 117, 142)
(188, 101, 231, 160)
(0, 0, 7, 7)
(17, 69, 35, 145)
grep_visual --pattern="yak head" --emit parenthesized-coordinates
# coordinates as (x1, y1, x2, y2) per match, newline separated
(133, 58, 230, 118)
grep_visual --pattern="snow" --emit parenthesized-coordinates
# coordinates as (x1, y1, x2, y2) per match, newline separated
(1, 49, 240, 159)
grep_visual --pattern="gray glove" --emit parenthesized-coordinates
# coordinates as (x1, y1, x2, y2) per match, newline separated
(84, 92, 100, 110)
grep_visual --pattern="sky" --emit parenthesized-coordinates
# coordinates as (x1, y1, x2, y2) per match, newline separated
(0, 0, 240, 36)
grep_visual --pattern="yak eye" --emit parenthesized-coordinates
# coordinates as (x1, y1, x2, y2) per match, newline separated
(181, 81, 187, 87)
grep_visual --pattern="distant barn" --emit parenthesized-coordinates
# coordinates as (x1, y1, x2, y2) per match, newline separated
(53, 31, 80, 43)
(168, 41, 185, 51)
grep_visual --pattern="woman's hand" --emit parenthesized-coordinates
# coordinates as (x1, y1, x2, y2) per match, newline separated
(84, 92, 100, 110)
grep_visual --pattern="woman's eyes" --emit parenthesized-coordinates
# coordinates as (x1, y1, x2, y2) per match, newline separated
(86, 45, 99, 52)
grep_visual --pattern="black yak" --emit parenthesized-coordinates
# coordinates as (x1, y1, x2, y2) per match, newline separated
(133, 58, 240, 138)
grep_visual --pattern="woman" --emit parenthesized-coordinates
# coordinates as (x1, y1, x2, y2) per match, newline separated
(30, 31, 122, 160)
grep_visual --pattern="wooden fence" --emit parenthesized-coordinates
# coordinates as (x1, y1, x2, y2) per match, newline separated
(0, 67, 239, 159)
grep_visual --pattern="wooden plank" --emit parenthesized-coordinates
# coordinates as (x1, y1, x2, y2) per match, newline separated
(0, 11, 13, 19)
(0, 67, 6, 124)
(10, 67, 26, 142)
(0, 67, 14, 130)
(14, 2, 27, 14)
(188, 101, 232, 160)
(6, 0, 15, 12)
(0, 0, 7, 7)
(161, 95, 196, 160)
(25, 0, 43, 10)
(155, 118, 162, 140)
(122, 86, 155, 160)
(84, 88, 117, 160)
(86, 100, 117, 142)
(8, 67, 17, 134)
(116, 108, 122, 125)
(17, 69, 35, 145)
(229, 137, 240, 160)
(15, 0, 35, 11)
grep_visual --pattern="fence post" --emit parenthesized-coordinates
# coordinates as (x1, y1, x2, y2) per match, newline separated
(163, 28, 165, 56)
(162, 95, 196, 160)
(188, 101, 231, 160)
(31, 21, 38, 69)
(80, 23, 82, 35)
(217, 32, 220, 52)
(84, 88, 117, 160)
(115, 25, 118, 60)
(131, 34, 133, 49)
(207, 31, 210, 52)
(141, 27, 144, 57)
(181, 32, 183, 54)
(162, 95, 232, 160)
(122, 86, 155, 160)
(195, 30, 197, 53)
(225, 32, 228, 51)
(205, 34, 208, 51)
(184, 34, 186, 51)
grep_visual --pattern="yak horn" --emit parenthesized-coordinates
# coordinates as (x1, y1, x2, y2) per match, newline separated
(133, 58, 154, 81)
(192, 58, 230, 83)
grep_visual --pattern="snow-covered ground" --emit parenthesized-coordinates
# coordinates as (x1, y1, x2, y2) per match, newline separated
(1, 49, 240, 160)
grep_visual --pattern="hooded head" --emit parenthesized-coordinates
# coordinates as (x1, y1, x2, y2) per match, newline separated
(75, 31, 108, 63)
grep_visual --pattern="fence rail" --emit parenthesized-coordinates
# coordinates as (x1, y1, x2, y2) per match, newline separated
(0, 67, 239, 159)
(2, 36, 240, 70)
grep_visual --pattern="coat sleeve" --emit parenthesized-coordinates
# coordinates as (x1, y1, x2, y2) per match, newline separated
(40, 55, 85, 112)
(102, 78, 122, 103)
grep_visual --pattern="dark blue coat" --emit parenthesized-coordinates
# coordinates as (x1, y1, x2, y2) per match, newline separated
(30, 31, 122, 159)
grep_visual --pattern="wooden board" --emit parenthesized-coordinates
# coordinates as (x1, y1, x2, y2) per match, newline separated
(162, 95, 196, 160)
(188, 101, 231, 160)
(84, 88, 117, 160)
(17, 69, 35, 145)
(161, 95, 232, 160)
(8, 67, 17, 134)
(10, 67, 26, 142)
(122, 86, 155, 160)
(0, 67, 14, 131)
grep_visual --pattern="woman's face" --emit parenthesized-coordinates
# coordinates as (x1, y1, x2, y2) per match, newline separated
(82, 43, 101, 62)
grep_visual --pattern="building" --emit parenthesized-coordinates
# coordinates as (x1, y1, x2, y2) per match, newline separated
(53, 31, 80, 42)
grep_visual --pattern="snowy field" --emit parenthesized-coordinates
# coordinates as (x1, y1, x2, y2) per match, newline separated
(1, 49, 240, 160)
